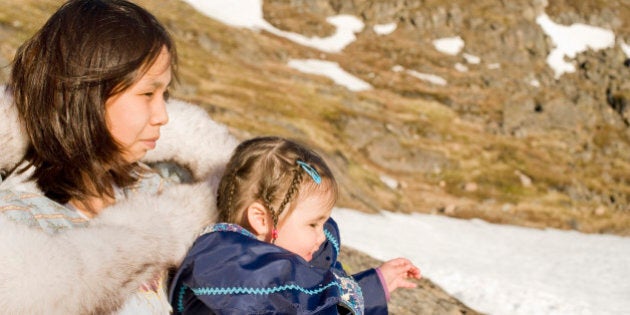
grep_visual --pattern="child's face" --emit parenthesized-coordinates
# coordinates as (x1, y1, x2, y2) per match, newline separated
(105, 47, 171, 163)
(274, 191, 333, 262)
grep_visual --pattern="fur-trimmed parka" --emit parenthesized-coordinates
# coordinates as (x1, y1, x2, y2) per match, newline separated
(0, 88, 238, 314)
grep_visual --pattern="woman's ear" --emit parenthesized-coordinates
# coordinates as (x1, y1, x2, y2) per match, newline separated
(246, 201, 271, 240)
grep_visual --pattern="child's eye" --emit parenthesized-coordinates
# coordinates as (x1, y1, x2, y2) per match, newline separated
(163, 90, 170, 101)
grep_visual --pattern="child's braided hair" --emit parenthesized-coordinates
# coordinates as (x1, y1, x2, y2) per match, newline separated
(217, 136, 338, 231)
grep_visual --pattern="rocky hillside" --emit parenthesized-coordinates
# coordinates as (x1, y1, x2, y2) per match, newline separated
(0, 0, 628, 312)
(259, 0, 630, 236)
(1, 0, 628, 235)
(200, 0, 625, 235)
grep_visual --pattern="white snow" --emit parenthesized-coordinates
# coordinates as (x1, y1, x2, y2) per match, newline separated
(433, 36, 465, 55)
(373, 22, 397, 35)
(391, 65, 404, 72)
(273, 15, 364, 53)
(407, 70, 448, 86)
(333, 208, 630, 315)
(392, 65, 449, 85)
(455, 63, 469, 72)
(181, 0, 271, 30)
(463, 53, 481, 64)
(530, 78, 541, 87)
(287, 59, 372, 92)
(379, 174, 399, 189)
(536, 14, 615, 79)
(183, 0, 362, 53)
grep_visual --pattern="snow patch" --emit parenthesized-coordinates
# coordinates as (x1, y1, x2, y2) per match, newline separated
(407, 70, 448, 86)
(536, 14, 615, 78)
(373, 22, 397, 35)
(433, 36, 465, 55)
(287, 59, 372, 91)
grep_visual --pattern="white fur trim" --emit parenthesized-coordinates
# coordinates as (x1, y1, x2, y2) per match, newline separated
(0, 182, 216, 314)
(0, 86, 27, 173)
(143, 99, 238, 181)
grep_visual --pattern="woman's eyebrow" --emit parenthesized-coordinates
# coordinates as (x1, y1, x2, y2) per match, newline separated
(149, 81, 169, 88)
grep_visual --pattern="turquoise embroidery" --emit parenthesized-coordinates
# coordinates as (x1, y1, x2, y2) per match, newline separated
(324, 228, 339, 256)
(192, 281, 341, 296)
(177, 282, 343, 312)
(177, 284, 187, 312)
(200, 223, 257, 239)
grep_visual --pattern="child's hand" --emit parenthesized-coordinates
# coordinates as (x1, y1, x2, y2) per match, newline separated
(378, 258, 421, 294)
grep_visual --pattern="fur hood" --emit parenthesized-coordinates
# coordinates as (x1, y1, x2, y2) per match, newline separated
(0, 87, 238, 314)
(0, 87, 27, 174)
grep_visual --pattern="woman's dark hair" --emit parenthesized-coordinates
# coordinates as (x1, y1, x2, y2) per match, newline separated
(217, 136, 338, 230)
(9, 0, 178, 211)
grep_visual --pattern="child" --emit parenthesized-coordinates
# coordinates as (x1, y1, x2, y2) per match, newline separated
(169, 136, 421, 314)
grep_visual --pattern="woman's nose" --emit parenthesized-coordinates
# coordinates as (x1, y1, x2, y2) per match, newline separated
(150, 97, 169, 126)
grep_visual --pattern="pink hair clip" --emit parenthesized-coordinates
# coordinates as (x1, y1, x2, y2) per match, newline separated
(271, 228, 279, 242)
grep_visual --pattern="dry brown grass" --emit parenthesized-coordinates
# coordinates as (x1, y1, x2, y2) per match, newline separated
(1, 0, 628, 236)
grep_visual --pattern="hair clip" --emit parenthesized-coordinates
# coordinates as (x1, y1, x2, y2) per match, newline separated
(297, 160, 321, 184)
(271, 228, 279, 243)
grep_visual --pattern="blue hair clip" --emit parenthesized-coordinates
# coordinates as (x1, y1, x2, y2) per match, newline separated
(297, 160, 321, 184)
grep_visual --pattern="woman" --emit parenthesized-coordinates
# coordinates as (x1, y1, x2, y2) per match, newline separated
(0, 0, 237, 313)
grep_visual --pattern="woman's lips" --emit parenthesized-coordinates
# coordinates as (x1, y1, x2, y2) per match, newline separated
(143, 138, 159, 149)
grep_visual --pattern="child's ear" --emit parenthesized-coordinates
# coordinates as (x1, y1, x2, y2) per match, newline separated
(246, 201, 271, 239)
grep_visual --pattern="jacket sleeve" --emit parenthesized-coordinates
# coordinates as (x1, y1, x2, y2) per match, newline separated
(0, 183, 216, 315)
(352, 269, 388, 315)
(315, 218, 389, 315)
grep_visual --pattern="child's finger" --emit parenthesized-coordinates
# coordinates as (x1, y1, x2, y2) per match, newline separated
(398, 279, 418, 288)
(407, 266, 422, 279)
(387, 258, 413, 271)
(393, 260, 421, 276)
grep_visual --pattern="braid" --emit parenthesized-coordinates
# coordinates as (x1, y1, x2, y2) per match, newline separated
(215, 136, 338, 233)
(272, 169, 304, 227)
(261, 188, 275, 218)
(225, 170, 238, 223)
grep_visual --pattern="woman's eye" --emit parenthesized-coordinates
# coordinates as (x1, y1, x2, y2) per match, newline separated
(163, 90, 170, 101)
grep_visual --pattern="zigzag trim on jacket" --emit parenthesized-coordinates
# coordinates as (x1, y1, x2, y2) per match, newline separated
(176, 281, 342, 312)
(324, 227, 340, 255)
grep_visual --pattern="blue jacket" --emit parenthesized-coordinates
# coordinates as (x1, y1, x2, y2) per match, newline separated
(169, 218, 387, 314)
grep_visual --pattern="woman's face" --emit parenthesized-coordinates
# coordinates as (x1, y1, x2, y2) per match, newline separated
(105, 47, 171, 163)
